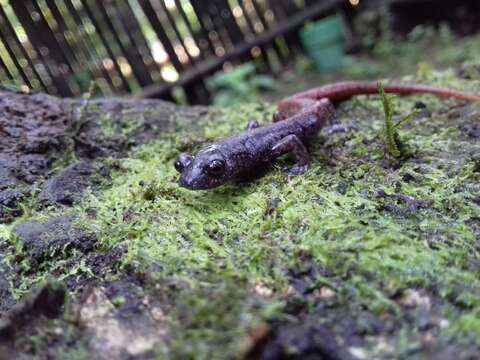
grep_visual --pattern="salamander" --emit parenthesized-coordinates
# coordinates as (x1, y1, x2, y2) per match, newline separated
(174, 81, 480, 190)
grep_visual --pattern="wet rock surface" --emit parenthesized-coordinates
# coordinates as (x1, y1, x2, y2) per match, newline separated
(0, 240, 14, 316)
(0, 281, 65, 342)
(0, 92, 68, 184)
(259, 323, 357, 360)
(1, 82, 480, 359)
(0, 89, 201, 223)
(0, 189, 24, 223)
(0, 91, 202, 358)
(38, 162, 102, 205)
(12, 216, 96, 267)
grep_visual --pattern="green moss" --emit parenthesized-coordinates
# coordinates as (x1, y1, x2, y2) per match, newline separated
(64, 72, 480, 355)
(97, 113, 142, 142)
(4, 70, 480, 357)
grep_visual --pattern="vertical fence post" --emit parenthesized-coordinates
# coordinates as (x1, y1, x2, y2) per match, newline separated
(0, 20, 33, 88)
(95, 1, 153, 87)
(173, 0, 208, 60)
(137, 0, 184, 73)
(250, 0, 288, 64)
(0, 5, 47, 90)
(62, 0, 116, 92)
(79, 0, 132, 92)
(117, 0, 162, 76)
(0, 52, 14, 81)
(9, 1, 74, 95)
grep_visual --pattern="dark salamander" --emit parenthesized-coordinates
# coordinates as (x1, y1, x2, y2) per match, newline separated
(175, 81, 480, 190)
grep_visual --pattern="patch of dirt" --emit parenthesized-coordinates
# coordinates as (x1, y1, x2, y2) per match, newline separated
(0, 189, 24, 222)
(255, 253, 472, 360)
(376, 189, 432, 217)
(453, 105, 480, 139)
(457, 64, 480, 80)
(85, 247, 125, 278)
(0, 281, 65, 341)
(257, 321, 358, 360)
(256, 257, 377, 359)
(72, 282, 168, 360)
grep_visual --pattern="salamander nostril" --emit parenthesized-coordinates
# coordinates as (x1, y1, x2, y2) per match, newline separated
(174, 153, 193, 173)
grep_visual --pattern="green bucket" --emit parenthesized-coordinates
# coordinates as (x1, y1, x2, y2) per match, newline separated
(300, 14, 346, 73)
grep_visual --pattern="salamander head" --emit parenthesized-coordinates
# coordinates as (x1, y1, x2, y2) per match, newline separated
(174, 146, 230, 190)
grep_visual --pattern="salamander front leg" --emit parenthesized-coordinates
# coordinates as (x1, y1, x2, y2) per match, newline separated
(246, 120, 260, 130)
(271, 134, 310, 175)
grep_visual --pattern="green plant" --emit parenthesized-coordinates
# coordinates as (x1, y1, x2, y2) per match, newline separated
(206, 63, 275, 106)
(378, 82, 419, 159)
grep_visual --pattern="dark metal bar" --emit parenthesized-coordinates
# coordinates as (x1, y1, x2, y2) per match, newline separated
(187, 0, 217, 55)
(236, 0, 274, 73)
(31, 0, 78, 74)
(0, 51, 14, 80)
(79, 0, 132, 92)
(207, 1, 233, 49)
(140, 0, 342, 100)
(44, 0, 98, 92)
(0, 23, 32, 88)
(27, 0, 79, 91)
(236, 0, 256, 36)
(267, 0, 302, 54)
(250, 0, 269, 28)
(158, 0, 195, 64)
(190, 0, 229, 49)
(62, 0, 116, 91)
(0, 5, 47, 90)
(280, 0, 305, 54)
(95, 1, 152, 86)
(278, 0, 300, 14)
(120, 0, 162, 74)
(137, 0, 184, 72)
(250, 0, 287, 63)
(191, 0, 251, 98)
(214, 0, 245, 45)
(9, 1, 72, 95)
(173, 0, 208, 59)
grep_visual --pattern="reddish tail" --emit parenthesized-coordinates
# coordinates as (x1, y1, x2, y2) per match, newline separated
(291, 81, 480, 104)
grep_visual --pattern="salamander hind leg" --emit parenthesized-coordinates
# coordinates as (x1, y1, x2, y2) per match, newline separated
(317, 98, 337, 125)
(273, 98, 319, 122)
(271, 134, 310, 175)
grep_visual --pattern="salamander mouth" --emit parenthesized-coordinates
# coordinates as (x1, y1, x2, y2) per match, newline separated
(179, 173, 223, 190)
(179, 179, 210, 190)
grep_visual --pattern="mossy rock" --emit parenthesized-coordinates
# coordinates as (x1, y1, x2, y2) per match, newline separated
(1, 70, 480, 359)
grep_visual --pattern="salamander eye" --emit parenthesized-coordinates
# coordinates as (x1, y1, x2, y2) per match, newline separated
(174, 153, 193, 173)
(174, 160, 184, 173)
(205, 159, 225, 177)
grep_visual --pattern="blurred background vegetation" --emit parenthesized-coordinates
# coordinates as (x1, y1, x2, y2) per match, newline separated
(0, 0, 479, 105)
